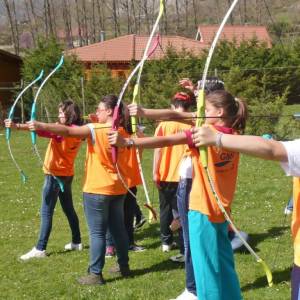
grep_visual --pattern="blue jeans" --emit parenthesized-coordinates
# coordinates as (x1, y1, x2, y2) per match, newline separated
(83, 192, 129, 275)
(36, 175, 81, 250)
(106, 187, 137, 246)
(176, 178, 196, 296)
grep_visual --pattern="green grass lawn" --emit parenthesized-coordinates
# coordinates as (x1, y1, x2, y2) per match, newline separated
(0, 123, 296, 299)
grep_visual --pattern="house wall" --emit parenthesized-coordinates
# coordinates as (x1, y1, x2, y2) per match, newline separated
(0, 52, 22, 119)
(83, 62, 131, 80)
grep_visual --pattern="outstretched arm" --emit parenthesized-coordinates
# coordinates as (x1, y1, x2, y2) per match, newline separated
(27, 120, 90, 139)
(191, 125, 288, 162)
(128, 103, 194, 121)
(5, 119, 29, 131)
(108, 130, 188, 149)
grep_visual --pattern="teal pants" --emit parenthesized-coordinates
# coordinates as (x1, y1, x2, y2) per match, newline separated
(188, 210, 242, 300)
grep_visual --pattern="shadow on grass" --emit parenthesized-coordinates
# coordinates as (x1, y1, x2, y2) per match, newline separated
(235, 225, 290, 255)
(48, 245, 90, 256)
(135, 222, 160, 240)
(135, 222, 183, 249)
(241, 266, 291, 291)
(104, 259, 185, 283)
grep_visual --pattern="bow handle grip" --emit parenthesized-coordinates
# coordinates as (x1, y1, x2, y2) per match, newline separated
(6, 108, 15, 141)
(6, 128, 11, 141)
(111, 106, 120, 164)
(196, 90, 208, 168)
(30, 102, 37, 145)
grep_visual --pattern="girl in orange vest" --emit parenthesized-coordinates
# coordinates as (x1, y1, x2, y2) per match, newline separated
(153, 92, 194, 256)
(5, 100, 83, 260)
(191, 125, 300, 300)
(108, 90, 248, 300)
(27, 95, 134, 285)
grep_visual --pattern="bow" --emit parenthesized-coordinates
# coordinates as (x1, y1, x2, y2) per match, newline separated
(196, 0, 273, 287)
(6, 70, 44, 183)
(111, 36, 160, 212)
(30, 55, 65, 192)
(130, 0, 164, 222)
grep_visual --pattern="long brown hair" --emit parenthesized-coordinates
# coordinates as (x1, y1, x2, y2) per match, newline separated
(206, 90, 248, 133)
(100, 95, 127, 128)
(59, 99, 82, 126)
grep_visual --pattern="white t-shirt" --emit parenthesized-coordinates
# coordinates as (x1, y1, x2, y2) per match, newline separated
(280, 139, 300, 177)
(179, 156, 193, 179)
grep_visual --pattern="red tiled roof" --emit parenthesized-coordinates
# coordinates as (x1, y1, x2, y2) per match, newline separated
(197, 25, 272, 47)
(66, 34, 206, 63)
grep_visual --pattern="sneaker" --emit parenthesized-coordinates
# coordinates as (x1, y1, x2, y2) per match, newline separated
(170, 253, 185, 263)
(134, 216, 147, 230)
(129, 244, 146, 252)
(229, 230, 249, 251)
(77, 273, 105, 285)
(169, 218, 181, 232)
(284, 206, 293, 215)
(20, 247, 46, 261)
(170, 289, 198, 300)
(109, 264, 131, 277)
(162, 242, 177, 252)
(105, 246, 116, 258)
(64, 242, 83, 251)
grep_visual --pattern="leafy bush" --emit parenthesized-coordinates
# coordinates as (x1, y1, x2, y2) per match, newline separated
(21, 37, 83, 120)
(20, 36, 300, 135)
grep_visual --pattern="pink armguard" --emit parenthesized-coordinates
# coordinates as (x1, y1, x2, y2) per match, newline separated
(184, 129, 195, 148)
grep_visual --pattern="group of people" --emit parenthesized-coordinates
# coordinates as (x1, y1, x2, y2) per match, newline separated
(4, 75, 300, 299)
(5, 96, 147, 285)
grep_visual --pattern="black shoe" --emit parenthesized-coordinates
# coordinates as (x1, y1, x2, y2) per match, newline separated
(134, 216, 146, 230)
(109, 264, 131, 277)
(129, 244, 146, 252)
(77, 273, 105, 285)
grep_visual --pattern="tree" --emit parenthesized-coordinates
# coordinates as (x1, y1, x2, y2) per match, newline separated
(21, 38, 83, 119)
(75, 0, 84, 46)
(3, 0, 19, 55)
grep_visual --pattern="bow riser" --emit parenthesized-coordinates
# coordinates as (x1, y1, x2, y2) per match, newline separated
(30, 102, 37, 144)
(196, 89, 208, 167)
(111, 106, 120, 164)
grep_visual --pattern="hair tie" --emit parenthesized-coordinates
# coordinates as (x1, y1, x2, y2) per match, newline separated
(173, 92, 191, 102)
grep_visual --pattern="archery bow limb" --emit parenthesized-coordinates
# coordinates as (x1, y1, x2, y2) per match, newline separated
(111, 36, 161, 205)
(196, 0, 273, 287)
(6, 70, 44, 183)
(130, 37, 162, 223)
(30, 55, 65, 192)
(130, 0, 165, 222)
(130, 0, 164, 132)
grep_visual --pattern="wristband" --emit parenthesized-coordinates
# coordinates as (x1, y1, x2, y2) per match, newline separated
(184, 129, 195, 148)
(215, 132, 223, 149)
(126, 138, 135, 147)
